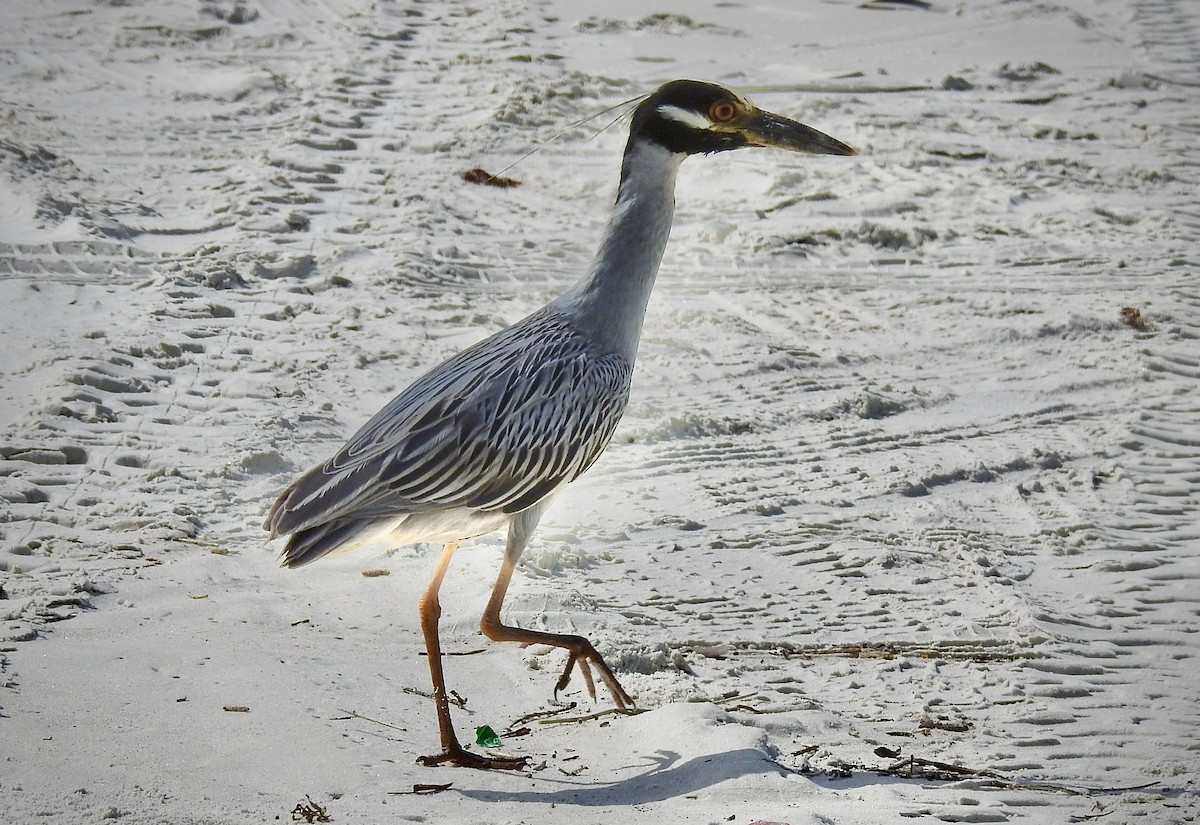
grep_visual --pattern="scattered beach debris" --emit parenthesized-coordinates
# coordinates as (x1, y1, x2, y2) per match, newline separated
(461, 167, 521, 188)
(1120, 306, 1147, 330)
(290, 795, 330, 823)
(475, 725, 502, 748)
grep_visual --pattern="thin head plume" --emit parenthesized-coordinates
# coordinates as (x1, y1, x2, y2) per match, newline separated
(485, 91, 650, 182)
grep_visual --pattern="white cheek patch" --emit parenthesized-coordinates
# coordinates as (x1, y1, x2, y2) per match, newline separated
(657, 104, 714, 131)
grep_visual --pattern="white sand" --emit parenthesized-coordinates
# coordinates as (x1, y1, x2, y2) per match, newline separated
(2, 0, 1198, 822)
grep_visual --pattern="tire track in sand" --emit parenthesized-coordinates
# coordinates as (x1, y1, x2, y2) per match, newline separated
(1033, 0, 1200, 800)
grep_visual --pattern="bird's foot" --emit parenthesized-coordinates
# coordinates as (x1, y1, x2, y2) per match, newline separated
(417, 745, 529, 771)
(555, 645, 636, 710)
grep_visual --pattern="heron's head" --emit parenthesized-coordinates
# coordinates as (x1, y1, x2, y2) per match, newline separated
(629, 79, 856, 158)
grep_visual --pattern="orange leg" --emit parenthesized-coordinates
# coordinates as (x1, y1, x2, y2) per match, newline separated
(415, 542, 527, 770)
(480, 542, 634, 710)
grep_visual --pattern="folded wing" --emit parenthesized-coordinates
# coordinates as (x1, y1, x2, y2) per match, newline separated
(264, 308, 632, 559)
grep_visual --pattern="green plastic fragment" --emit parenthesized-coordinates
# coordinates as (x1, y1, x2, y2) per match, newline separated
(475, 725, 502, 748)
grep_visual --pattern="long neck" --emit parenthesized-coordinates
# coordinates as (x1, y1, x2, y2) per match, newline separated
(552, 140, 684, 361)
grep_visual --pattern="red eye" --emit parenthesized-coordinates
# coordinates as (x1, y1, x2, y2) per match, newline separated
(710, 101, 738, 123)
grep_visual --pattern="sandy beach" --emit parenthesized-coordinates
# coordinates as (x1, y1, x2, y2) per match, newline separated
(2, 0, 1198, 822)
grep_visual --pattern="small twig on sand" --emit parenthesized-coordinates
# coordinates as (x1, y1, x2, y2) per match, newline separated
(338, 708, 407, 732)
(402, 686, 467, 707)
(884, 754, 1007, 782)
(538, 707, 644, 725)
(713, 692, 761, 706)
(388, 782, 454, 796)
(877, 755, 1162, 800)
(511, 703, 578, 727)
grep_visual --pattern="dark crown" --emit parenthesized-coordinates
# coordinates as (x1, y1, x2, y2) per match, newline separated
(628, 80, 751, 156)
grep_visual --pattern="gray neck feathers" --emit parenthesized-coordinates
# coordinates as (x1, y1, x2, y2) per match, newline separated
(553, 141, 684, 361)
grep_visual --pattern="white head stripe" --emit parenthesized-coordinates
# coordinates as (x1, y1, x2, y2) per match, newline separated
(657, 104, 713, 130)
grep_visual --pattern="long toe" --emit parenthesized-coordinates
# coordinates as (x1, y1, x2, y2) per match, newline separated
(598, 663, 635, 709)
(417, 746, 529, 771)
(554, 643, 634, 710)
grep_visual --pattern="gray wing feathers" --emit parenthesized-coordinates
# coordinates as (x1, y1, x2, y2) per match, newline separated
(265, 309, 631, 541)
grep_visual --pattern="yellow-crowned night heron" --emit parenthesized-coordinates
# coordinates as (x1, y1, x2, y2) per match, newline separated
(265, 79, 855, 769)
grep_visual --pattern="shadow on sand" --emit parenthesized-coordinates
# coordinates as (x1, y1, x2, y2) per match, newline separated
(458, 747, 793, 806)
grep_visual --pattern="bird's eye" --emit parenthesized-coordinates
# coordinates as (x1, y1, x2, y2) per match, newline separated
(709, 101, 738, 123)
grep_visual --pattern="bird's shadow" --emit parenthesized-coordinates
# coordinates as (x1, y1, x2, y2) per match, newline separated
(458, 747, 790, 806)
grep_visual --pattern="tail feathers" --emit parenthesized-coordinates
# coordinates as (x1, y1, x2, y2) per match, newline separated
(279, 518, 388, 568)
